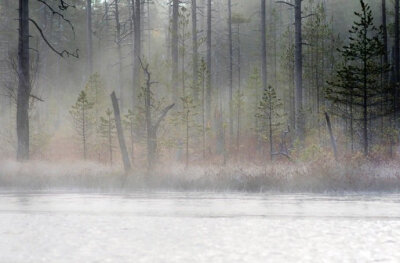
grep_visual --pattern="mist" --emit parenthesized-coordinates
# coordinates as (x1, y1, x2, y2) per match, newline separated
(1, 0, 400, 262)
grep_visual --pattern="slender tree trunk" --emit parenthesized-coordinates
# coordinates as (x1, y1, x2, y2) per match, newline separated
(228, 0, 233, 147)
(268, 93, 273, 161)
(145, 73, 152, 169)
(363, 36, 368, 156)
(172, 0, 179, 99)
(86, 0, 93, 76)
(261, 0, 267, 92)
(132, 0, 141, 108)
(236, 24, 241, 157)
(108, 114, 113, 166)
(206, 0, 212, 123)
(294, 0, 304, 141)
(202, 65, 206, 160)
(82, 103, 86, 160)
(129, 0, 135, 108)
(17, 0, 30, 161)
(192, 0, 199, 100)
(182, 24, 186, 95)
(115, 0, 124, 111)
(382, 0, 388, 69)
(135, 0, 141, 92)
(186, 111, 189, 168)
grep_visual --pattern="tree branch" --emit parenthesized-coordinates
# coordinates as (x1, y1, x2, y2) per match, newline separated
(29, 18, 79, 58)
(154, 103, 175, 131)
(36, 0, 75, 35)
(276, 1, 294, 8)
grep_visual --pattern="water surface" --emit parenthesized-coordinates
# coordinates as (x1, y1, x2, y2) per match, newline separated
(0, 192, 399, 262)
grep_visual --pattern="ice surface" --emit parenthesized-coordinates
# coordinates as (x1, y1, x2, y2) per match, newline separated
(0, 192, 399, 263)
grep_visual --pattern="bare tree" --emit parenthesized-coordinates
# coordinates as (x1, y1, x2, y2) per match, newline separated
(140, 59, 175, 170)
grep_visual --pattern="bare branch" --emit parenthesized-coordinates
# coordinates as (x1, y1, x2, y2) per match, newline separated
(29, 18, 79, 58)
(37, 0, 75, 35)
(276, 1, 294, 8)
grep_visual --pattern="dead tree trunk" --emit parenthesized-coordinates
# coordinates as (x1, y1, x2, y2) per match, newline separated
(140, 60, 175, 170)
(325, 112, 338, 161)
(17, 0, 30, 161)
(111, 91, 131, 173)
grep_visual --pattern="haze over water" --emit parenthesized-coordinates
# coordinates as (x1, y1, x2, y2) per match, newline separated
(0, 192, 399, 263)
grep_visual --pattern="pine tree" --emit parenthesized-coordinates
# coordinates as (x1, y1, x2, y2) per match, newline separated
(98, 108, 116, 165)
(70, 91, 94, 160)
(326, 0, 390, 156)
(256, 85, 284, 160)
(175, 95, 199, 167)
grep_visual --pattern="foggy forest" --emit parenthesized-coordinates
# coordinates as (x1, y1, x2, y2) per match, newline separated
(2, 1, 400, 262)
(0, 0, 399, 192)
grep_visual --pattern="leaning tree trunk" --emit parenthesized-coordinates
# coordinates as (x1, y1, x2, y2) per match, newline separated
(192, 0, 199, 101)
(171, 0, 179, 99)
(115, 0, 124, 111)
(111, 92, 131, 173)
(206, 0, 212, 124)
(294, 0, 304, 141)
(86, 0, 93, 76)
(17, 0, 30, 161)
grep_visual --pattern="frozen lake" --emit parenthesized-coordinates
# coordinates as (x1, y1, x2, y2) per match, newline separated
(0, 192, 400, 263)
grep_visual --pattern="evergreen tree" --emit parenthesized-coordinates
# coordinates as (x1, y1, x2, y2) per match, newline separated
(174, 95, 199, 167)
(98, 108, 116, 165)
(70, 91, 94, 160)
(326, 0, 390, 156)
(256, 85, 284, 160)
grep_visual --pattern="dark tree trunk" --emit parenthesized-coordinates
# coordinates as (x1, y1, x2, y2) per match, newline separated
(86, 0, 93, 76)
(206, 0, 212, 123)
(191, 0, 199, 101)
(294, 0, 304, 141)
(382, 0, 388, 68)
(396, 0, 399, 85)
(17, 0, 30, 161)
(172, 0, 179, 99)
